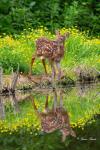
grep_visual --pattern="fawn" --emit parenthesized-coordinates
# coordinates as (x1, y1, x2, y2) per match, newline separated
(31, 89, 76, 142)
(29, 31, 70, 80)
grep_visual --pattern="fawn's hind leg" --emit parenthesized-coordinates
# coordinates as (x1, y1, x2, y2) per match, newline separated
(41, 58, 48, 75)
(50, 61, 56, 80)
(59, 90, 63, 108)
(44, 95, 49, 113)
(29, 55, 35, 76)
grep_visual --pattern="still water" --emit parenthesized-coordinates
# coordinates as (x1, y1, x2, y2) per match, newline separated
(0, 83, 100, 150)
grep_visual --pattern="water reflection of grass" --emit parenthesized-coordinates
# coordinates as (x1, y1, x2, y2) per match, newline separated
(0, 86, 99, 134)
(63, 87, 100, 127)
(0, 118, 99, 150)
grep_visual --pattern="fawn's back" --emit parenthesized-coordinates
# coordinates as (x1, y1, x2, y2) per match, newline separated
(40, 108, 69, 133)
(36, 36, 65, 62)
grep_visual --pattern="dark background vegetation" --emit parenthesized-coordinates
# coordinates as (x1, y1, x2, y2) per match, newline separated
(0, 0, 100, 35)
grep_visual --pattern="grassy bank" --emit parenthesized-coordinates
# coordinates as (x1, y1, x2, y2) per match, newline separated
(0, 28, 100, 79)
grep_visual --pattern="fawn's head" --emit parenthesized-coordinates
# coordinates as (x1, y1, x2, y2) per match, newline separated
(60, 128, 76, 142)
(55, 30, 70, 43)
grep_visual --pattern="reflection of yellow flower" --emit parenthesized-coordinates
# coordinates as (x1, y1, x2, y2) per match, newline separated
(98, 60, 100, 63)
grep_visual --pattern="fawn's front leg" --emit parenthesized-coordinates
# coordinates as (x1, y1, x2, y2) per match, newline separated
(59, 90, 63, 108)
(55, 61, 61, 80)
(52, 89, 57, 113)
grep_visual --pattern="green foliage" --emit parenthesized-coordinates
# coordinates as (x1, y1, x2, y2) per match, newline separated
(63, 1, 79, 27)
(0, 0, 100, 35)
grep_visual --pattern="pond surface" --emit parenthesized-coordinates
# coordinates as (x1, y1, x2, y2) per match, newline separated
(0, 83, 100, 150)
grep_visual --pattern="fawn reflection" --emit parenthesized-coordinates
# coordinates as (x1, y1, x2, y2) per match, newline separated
(32, 89, 76, 142)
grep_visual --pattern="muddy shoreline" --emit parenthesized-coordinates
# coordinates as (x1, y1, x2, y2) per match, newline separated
(0, 71, 100, 96)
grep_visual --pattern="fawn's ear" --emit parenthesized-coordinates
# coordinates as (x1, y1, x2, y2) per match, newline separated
(65, 32, 70, 38)
(70, 129, 76, 137)
(55, 30, 60, 36)
(61, 130, 70, 142)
